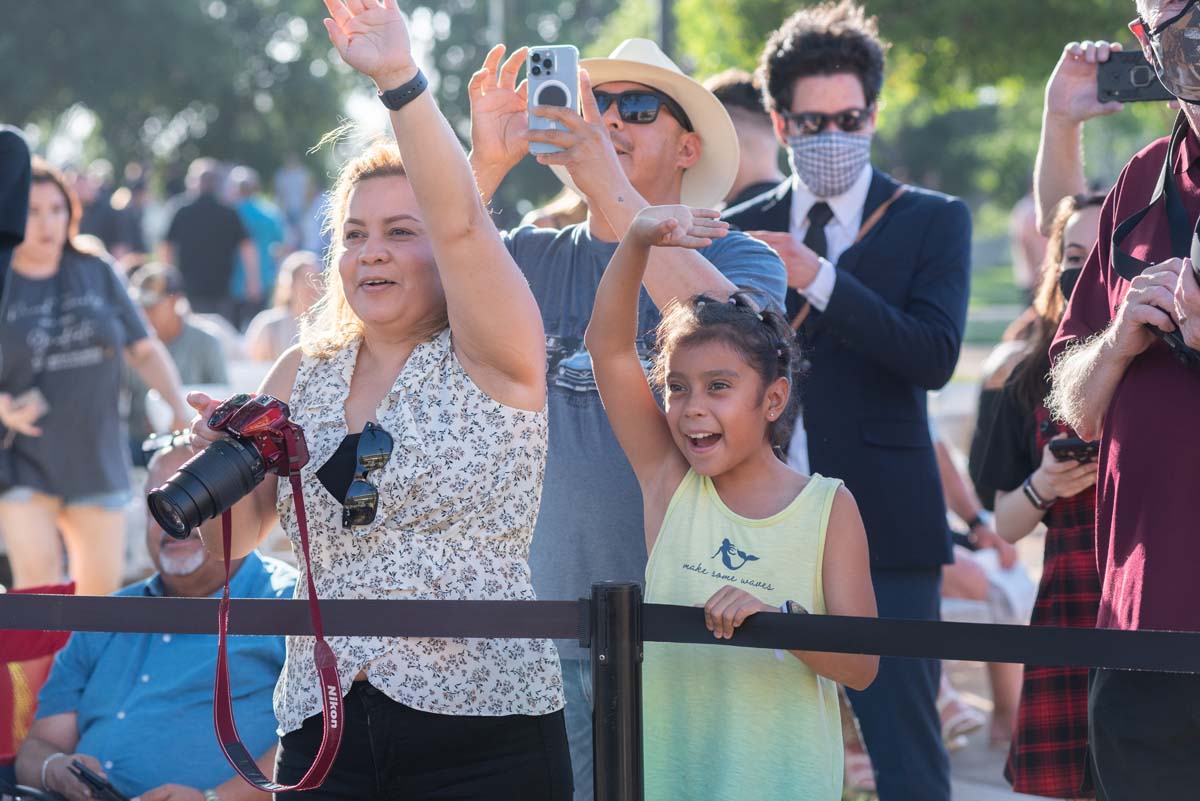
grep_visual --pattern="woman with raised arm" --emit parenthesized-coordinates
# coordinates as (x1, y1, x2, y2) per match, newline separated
(187, 1, 569, 798)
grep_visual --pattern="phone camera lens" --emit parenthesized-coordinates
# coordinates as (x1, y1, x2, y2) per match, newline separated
(543, 58, 553, 71)
(531, 65, 542, 76)
(531, 52, 542, 63)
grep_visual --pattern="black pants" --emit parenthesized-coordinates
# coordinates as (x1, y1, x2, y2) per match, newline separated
(1089, 668, 1200, 800)
(845, 567, 949, 801)
(276, 682, 573, 801)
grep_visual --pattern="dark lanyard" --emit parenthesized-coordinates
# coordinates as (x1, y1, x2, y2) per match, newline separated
(213, 433, 344, 791)
(1112, 112, 1198, 278)
(1111, 111, 1200, 366)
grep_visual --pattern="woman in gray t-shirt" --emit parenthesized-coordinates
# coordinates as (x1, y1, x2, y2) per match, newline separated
(0, 158, 190, 595)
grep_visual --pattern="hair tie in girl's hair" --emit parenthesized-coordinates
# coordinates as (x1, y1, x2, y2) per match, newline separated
(757, 311, 765, 322)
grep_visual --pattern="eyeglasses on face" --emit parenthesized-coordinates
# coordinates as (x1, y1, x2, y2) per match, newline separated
(342, 421, 394, 528)
(782, 107, 873, 136)
(592, 89, 695, 132)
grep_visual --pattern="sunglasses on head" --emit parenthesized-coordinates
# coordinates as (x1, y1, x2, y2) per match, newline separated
(342, 421, 394, 528)
(782, 107, 873, 136)
(593, 89, 695, 132)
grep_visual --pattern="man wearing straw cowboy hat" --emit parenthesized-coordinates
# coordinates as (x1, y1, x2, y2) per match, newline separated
(468, 37, 786, 798)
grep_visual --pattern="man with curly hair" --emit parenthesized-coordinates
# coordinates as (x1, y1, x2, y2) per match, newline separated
(725, 3, 972, 799)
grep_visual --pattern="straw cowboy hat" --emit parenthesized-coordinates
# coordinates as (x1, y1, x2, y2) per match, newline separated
(550, 38, 739, 209)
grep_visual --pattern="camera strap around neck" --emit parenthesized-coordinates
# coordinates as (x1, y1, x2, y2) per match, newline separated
(213, 433, 344, 791)
(1111, 111, 1200, 368)
(1112, 111, 1199, 279)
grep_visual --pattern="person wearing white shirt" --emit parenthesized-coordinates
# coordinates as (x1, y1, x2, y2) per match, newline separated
(724, 4, 972, 801)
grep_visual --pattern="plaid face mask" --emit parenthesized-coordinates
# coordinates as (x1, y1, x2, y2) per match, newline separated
(1146, 0, 1200, 104)
(787, 130, 872, 199)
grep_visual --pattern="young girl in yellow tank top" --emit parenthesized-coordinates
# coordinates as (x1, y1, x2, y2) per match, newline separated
(585, 205, 879, 801)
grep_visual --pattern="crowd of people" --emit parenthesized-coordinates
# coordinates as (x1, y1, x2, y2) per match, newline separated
(2, 0, 1199, 799)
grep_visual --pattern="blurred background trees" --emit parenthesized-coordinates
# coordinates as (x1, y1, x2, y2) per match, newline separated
(1, 0, 1177, 235)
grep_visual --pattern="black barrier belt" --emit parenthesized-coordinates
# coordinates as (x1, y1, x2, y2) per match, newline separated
(5, 595, 1200, 674)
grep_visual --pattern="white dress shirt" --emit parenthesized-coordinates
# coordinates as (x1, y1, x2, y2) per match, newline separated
(785, 164, 873, 474)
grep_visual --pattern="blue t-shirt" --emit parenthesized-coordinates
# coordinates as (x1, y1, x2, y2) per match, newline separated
(232, 198, 285, 300)
(503, 223, 786, 659)
(36, 552, 297, 796)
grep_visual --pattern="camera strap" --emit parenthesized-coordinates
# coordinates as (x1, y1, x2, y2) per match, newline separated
(1110, 110, 1200, 367)
(212, 439, 344, 791)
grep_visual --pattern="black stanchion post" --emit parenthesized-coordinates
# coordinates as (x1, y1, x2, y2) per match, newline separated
(590, 581, 644, 801)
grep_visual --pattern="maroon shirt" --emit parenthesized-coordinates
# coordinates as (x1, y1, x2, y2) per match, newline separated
(1052, 125, 1200, 632)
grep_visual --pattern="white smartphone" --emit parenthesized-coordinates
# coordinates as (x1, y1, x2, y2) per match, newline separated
(527, 45, 580, 155)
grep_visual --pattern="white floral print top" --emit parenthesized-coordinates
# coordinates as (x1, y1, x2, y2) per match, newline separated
(272, 328, 563, 733)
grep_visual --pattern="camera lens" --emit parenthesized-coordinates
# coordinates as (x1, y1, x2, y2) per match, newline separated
(147, 437, 266, 538)
(542, 57, 553, 71)
(1132, 66, 1154, 88)
(531, 52, 542, 63)
(531, 65, 542, 76)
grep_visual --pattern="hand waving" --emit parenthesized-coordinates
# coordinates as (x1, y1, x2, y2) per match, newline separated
(1045, 40, 1125, 123)
(322, 0, 417, 89)
(629, 205, 729, 250)
(468, 45, 531, 173)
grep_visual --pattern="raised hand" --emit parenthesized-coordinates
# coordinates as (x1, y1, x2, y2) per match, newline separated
(628, 205, 728, 250)
(468, 45, 531, 173)
(1046, 40, 1125, 124)
(322, 0, 416, 89)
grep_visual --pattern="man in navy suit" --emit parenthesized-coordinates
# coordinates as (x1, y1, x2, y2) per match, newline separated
(724, 3, 971, 799)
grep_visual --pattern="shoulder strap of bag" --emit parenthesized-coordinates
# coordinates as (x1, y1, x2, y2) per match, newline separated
(790, 185, 909, 331)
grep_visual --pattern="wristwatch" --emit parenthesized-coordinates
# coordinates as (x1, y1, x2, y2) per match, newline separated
(1022, 475, 1055, 511)
(779, 600, 809, 615)
(965, 510, 993, 546)
(378, 69, 428, 111)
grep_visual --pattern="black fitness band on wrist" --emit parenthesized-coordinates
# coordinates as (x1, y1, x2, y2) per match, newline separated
(378, 69, 428, 111)
(1022, 475, 1054, 511)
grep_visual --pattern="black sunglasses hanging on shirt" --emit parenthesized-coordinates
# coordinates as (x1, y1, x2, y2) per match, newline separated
(342, 421, 394, 528)
(1111, 111, 1200, 369)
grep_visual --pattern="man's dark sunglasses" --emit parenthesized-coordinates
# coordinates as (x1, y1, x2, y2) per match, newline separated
(342, 421, 393, 528)
(782, 106, 873, 136)
(593, 89, 694, 132)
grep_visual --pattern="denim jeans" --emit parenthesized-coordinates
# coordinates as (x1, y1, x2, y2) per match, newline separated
(560, 657, 594, 801)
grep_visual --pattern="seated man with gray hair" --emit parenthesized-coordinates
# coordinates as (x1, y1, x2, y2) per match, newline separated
(15, 444, 296, 801)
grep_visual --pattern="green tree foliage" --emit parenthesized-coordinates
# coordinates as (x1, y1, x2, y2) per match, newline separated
(2, 0, 346, 179)
(412, 0, 620, 223)
(596, 0, 1170, 232)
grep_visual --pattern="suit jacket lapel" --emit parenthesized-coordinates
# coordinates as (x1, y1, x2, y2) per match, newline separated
(752, 179, 791, 232)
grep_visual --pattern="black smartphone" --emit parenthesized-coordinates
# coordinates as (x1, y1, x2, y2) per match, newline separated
(1048, 437, 1100, 463)
(67, 761, 131, 801)
(1097, 51, 1174, 103)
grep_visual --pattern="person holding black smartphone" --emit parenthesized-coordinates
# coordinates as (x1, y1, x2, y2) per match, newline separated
(972, 193, 1104, 799)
